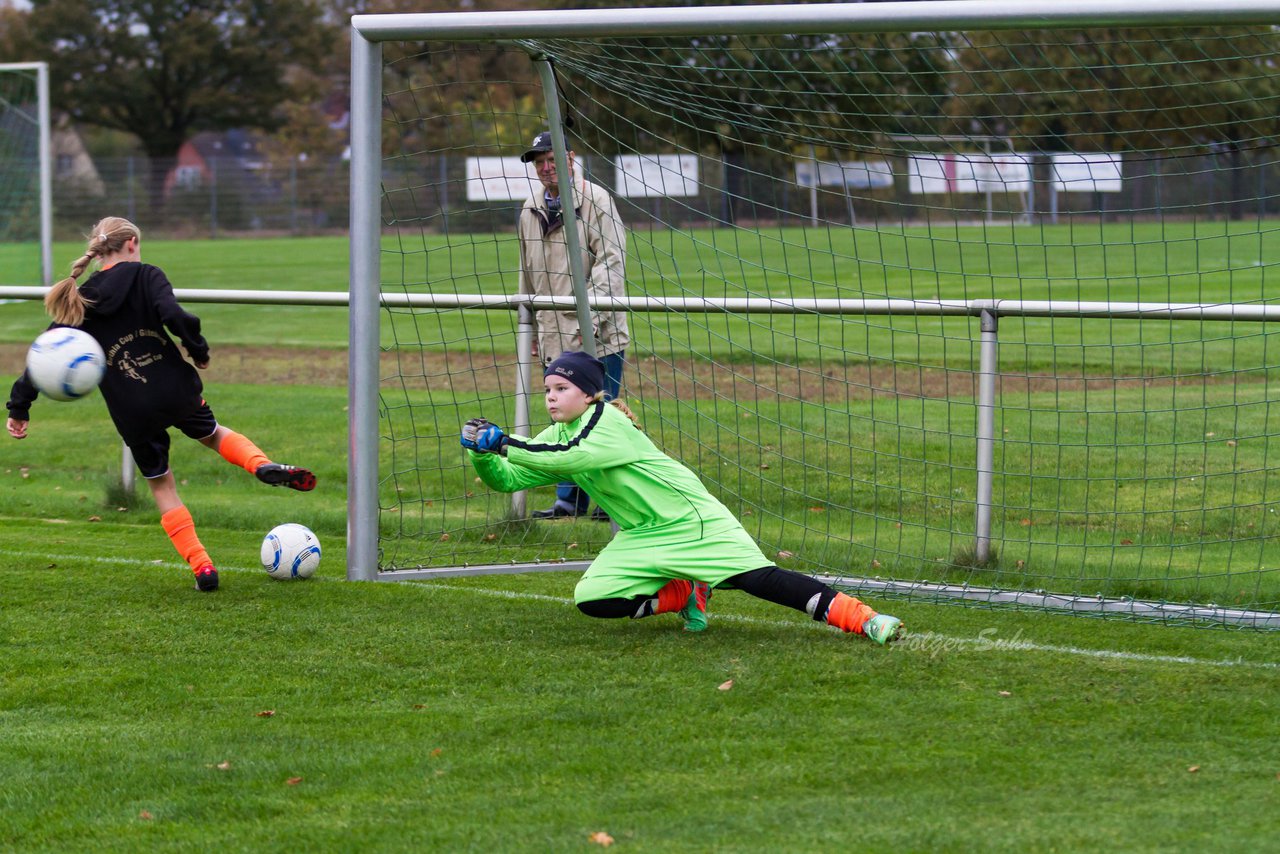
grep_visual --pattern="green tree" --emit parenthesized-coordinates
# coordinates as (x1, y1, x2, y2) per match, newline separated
(947, 28, 1280, 154)
(13, 0, 335, 211)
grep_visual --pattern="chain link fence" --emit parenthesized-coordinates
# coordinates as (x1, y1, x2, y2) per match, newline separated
(10, 147, 1278, 241)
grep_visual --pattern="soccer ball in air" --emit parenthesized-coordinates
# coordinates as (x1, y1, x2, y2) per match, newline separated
(25, 328, 106, 401)
(261, 523, 321, 580)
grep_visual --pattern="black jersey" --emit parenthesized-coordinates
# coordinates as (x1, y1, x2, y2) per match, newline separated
(7, 263, 210, 444)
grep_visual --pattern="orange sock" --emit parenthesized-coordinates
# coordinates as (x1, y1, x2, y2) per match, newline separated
(161, 506, 212, 572)
(825, 592, 877, 635)
(654, 579, 693, 615)
(218, 430, 269, 474)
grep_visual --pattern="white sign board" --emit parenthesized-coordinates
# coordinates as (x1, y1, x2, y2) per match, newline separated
(909, 153, 1031, 194)
(465, 157, 537, 202)
(794, 160, 894, 189)
(614, 154, 700, 198)
(1052, 153, 1123, 193)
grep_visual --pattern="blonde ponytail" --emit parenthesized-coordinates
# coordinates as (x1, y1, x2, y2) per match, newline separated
(609, 397, 641, 429)
(44, 216, 141, 326)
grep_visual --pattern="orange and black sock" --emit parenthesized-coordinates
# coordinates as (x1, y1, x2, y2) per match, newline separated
(218, 430, 270, 474)
(160, 505, 212, 572)
(654, 579, 693, 615)
(626, 579, 693, 619)
(824, 592, 877, 635)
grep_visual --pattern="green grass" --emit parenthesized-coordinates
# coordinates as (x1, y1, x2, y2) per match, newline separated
(1, 522, 1277, 851)
(6, 220, 1280, 372)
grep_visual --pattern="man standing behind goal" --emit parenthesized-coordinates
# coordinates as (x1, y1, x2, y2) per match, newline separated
(517, 130, 629, 520)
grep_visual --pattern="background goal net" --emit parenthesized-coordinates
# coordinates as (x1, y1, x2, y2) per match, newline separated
(0, 62, 51, 287)
(350, 4, 1280, 628)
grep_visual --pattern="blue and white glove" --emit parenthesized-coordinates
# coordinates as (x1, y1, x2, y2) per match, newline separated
(461, 418, 488, 450)
(461, 418, 508, 455)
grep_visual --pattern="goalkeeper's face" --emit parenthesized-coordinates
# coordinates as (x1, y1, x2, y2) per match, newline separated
(543, 375, 592, 423)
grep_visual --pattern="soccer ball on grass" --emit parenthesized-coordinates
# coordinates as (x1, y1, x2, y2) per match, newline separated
(25, 328, 106, 401)
(261, 523, 321, 580)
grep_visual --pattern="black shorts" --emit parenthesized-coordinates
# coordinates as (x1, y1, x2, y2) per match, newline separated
(131, 401, 219, 479)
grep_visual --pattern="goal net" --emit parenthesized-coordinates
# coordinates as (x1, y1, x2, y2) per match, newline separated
(350, 3, 1280, 628)
(0, 62, 51, 286)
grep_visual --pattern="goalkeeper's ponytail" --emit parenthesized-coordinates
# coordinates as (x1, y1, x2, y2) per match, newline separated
(609, 399, 641, 429)
(590, 390, 640, 430)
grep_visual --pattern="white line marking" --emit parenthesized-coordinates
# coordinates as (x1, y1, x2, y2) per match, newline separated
(3, 548, 1276, 671)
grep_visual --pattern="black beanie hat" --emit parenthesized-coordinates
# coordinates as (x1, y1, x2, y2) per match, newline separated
(544, 351, 606, 397)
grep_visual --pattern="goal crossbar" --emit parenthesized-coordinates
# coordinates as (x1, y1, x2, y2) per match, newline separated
(352, 1, 1280, 42)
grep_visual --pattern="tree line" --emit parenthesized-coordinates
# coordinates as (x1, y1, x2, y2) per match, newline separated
(3, 1, 1276, 211)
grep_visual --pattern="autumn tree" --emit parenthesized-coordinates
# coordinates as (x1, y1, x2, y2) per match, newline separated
(947, 28, 1280, 154)
(11, 0, 336, 211)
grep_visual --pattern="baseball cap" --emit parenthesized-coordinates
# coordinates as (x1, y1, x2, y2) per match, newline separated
(520, 131, 555, 163)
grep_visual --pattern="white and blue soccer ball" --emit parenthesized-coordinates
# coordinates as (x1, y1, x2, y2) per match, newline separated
(261, 523, 321, 580)
(25, 328, 106, 401)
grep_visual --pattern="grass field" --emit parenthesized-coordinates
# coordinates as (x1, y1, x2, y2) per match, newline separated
(1, 228, 1278, 848)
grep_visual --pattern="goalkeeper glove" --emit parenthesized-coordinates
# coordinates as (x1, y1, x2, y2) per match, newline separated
(461, 418, 489, 450)
(461, 418, 508, 455)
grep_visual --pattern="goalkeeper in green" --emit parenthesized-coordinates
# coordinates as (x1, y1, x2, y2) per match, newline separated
(461, 351, 903, 644)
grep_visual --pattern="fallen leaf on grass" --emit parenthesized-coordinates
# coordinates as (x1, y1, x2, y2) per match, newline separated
(718, 680, 734, 691)
(777, 550, 794, 559)
(216, 761, 231, 771)
(255, 710, 276, 718)
(588, 831, 615, 847)
(87, 515, 101, 522)
(1188, 765, 1200, 773)
(138, 811, 154, 821)
(431, 748, 443, 757)
(286, 777, 303, 786)
(997, 691, 1012, 697)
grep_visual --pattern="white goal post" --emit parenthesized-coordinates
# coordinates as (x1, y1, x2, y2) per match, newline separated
(348, 1, 1280, 629)
(0, 62, 53, 286)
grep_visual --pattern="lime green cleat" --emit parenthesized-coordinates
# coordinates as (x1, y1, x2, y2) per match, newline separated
(679, 581, 712, 632)
(863, 614, 904, 645)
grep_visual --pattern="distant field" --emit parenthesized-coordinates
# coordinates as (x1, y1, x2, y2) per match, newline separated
(4, 220, 1280, 374)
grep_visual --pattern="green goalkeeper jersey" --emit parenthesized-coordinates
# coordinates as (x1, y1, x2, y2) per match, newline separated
(468, 402, 771, 601)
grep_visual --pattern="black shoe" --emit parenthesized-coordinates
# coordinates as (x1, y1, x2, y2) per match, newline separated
(194, 564, 219, 592)
(590, 507, 611, 523)
(531, 504, 581, 519)
(527, 504, 573, 517)
(255, 463, 316, 492)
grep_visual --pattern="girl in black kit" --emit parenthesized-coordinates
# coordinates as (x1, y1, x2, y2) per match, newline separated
(5, 217, 314, 592)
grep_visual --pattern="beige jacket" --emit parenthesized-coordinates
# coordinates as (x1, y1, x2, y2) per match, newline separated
(517, 177, 629, 363)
